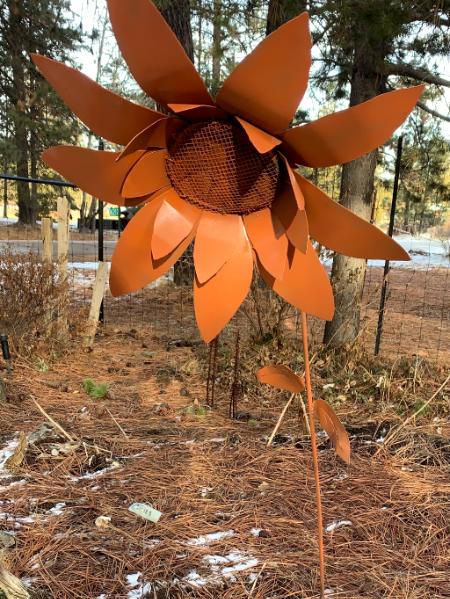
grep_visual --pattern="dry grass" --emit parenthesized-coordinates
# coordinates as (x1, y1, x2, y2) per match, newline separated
(0, 250, 87, 357)
(0, 324, 449, 598)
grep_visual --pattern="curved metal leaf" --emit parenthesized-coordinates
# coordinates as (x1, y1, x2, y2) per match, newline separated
(314, 399, 350, 464)
(256, 364, 305, 393)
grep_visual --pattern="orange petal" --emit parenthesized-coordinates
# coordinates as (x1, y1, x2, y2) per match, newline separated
(297, 175, 410, 260)
(271, 182, 309, 253)
(244, 208, 288, 280)
(121, 150, 169, 198)
(256, 364, 305, 393)
(194, 239, 253, 342)
(32, 54, 163, 146)
(216, 12, 310, 133)
(118, 118, 183, 160)
(108, 0, 212, 106)
(314, 399, 350, 464)
(194, 213, 245, 283)
(281, 155, 304, 210)
(109, 193, 195, 296)
(281, 85, 425, 167)
(235, 117, 281, 153)
(259, 241, 334, 321)
(168, 103, 226, 121)
(151, 190, 201, 260)
(43, 146, 145, 206)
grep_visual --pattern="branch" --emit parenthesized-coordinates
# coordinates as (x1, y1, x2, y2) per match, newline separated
(385, 62, 450, 87)
(417, 101, 450, 123)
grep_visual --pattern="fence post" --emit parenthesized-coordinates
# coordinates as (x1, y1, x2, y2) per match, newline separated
(57, 196, 69, 277)
(84, 262, 109, 349)
(57, 196, 70, 337)
(41, 217, 53, 263)
(374, 135, 403, 356)
(97, 138, 105, 323)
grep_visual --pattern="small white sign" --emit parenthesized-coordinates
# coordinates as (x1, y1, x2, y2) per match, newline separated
(129, 502, 162, 523)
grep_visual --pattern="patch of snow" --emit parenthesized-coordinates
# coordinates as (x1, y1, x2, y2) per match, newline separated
(325, 520, 353, 533)
(187, 529, 235, 546)
(221, 553, 259, 576)
(184, 550, 259, 588)
(0, 478, 28, 492)
(0, 437, 19, 475)
(48, 502, 66, 516)
(250, 528, 262, 537)
(126, 572, 153, 599)
(69, 463, 120, 481)
(184, 570, 208, 588)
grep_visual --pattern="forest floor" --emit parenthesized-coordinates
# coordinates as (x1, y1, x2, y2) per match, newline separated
(1, 322, 449, 599)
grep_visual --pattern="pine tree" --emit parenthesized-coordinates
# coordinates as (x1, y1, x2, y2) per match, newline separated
(0, 0, 82, 224)
(317, 0, 450, 348)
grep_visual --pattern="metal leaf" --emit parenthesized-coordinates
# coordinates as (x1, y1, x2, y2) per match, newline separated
(314, 399, 350, 464)
(256, 364, 305, 393)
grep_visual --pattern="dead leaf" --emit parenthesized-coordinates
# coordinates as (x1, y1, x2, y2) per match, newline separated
(313, 399, 350, 464)
(256, 364, 305, 393)
(5, 432, 27, 471)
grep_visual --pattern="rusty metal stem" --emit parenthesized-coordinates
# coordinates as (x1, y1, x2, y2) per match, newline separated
(301, 311, 325, 597)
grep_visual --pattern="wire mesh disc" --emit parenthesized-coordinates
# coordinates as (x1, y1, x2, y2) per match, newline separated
(166, 120, 280, 215)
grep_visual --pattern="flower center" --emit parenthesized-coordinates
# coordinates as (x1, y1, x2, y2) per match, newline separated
(166, 120, 280, 215)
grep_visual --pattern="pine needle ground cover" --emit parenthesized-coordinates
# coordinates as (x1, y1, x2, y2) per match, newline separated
(0, 324, 449, 599)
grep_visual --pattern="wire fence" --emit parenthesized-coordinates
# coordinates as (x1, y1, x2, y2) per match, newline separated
(0, 211, 448, 363)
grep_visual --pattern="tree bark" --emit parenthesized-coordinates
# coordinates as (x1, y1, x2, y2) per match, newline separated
(211, 0, 222, 95)
(158, 0, 195, 285)
(266, 0, 307, 35)
(323, 48, 385, 348)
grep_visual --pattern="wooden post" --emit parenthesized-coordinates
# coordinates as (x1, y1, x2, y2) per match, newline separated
(57, 196, 69, 278)
(84, 262, 109, 349)
(41, 218, 53, 263)
(57, 196, 70, 338)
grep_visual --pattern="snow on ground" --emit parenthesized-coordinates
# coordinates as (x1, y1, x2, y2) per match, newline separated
(186, 529, 235, 546)
(325, 520, 353, 533)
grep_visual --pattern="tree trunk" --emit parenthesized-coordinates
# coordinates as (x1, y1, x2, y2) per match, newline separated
(323, 57, 384, 348)
(211, 0, 222, 95)
(159, 0, 194, 60)
(15, 120, 32, 225)
(266, 0, 307, 35)
(159, 0, 195, 285)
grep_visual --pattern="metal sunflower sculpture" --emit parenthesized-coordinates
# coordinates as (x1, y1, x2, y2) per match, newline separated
(33, 0, 423, 343)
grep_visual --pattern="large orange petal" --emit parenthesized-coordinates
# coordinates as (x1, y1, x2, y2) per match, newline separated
(32, 54, 163, 146)
(259, 241, 334, 320)
(121, 150, 170, 198)
(110, 193, 195, 296)
(271, 182, 309, 253)
(216, 12, 310, 133)
(194, 212, 245, 283)
(244, 208, 288, 280)
(151, 190, 201, 260)
(194, 239, 253, 342)
(235, 118, 281, 153)
(43, 146, 145, 206)
(118, 117, 183, 160)
(297, 175, 410, 260)
(281, 85, 425, 167)
(107, 0, 212, 106)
